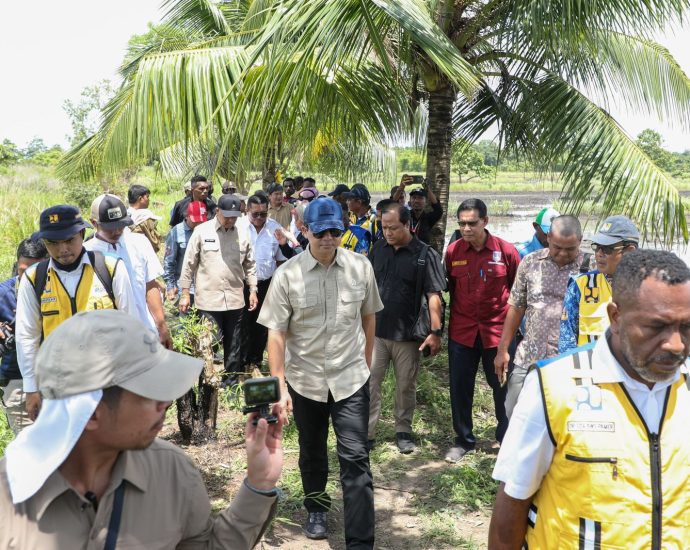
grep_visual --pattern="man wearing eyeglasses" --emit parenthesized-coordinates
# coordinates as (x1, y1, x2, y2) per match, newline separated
(444, 199, 521, 463)
(258, 197, 383, 547)
(237, 194, 287, 373)
(179, 194, 258, 386)
(559, 215, 639, 353)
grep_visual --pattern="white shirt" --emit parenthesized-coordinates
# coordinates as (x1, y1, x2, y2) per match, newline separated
(493, 336, 681, 499)
(236, 217, 286, 281)
(84, 231, 163, 331)
(15, 253, 136, 393)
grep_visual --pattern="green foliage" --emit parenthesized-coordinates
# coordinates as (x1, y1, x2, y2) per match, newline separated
(62, 80, 116, 147)
(0, 139, 21, 166)
(0, 414, 12, 457)
(452, 141, 493, 183)
(63, 179, 103, 211)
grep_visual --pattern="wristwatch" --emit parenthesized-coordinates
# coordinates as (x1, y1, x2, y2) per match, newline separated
(431, 328, 443, 337)
(249, 286, 259, 293)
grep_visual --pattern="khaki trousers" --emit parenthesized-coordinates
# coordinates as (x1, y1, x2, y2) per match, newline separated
(368, 337, 421, 439)
(1, 379, 32, 434)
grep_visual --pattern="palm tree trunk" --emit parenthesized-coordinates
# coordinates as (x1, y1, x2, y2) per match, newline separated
(426, 82, 455, 253)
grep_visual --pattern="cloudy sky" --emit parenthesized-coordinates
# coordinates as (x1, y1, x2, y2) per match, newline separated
(1, 1, 688, 151)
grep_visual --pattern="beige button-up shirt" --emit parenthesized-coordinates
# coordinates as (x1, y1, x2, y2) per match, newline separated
(258, 247, 383, 402)
(0, 439, 276, 549)
(179, 218, 258, 311)
(267, 203, 292, 230)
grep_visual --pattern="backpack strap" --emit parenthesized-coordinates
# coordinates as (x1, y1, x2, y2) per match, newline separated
(87, 251, 116, 305)
(30, 259, 51, 304)
(414, 243, 429, 315)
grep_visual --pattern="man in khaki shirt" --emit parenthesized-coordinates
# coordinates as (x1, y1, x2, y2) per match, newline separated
(0, 309, 283, 550)
(179, 194, 258, 385)
(259, 197, 383, 548)
(267, 183, 292, 229)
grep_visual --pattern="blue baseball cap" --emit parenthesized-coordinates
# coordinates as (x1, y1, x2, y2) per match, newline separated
(304, 197, 345, 234)
(37, 205, 92, 241)
(592, 215, 640, 246)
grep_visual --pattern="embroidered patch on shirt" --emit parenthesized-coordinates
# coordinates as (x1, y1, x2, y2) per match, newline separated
(492, 250, 502, 263)
(452, 260, 467, 267)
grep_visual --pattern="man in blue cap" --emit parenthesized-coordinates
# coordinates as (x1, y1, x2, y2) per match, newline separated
(515, 207, 560, 258)
(14, 205, 136, 423)
(258, 197, 383, 547)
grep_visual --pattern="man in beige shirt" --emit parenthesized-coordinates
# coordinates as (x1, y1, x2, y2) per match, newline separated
(258, 197, 383, 548)
(179, 194, 258, 385)
(266, 183, 292, 229)
(0, 309, 283, 550)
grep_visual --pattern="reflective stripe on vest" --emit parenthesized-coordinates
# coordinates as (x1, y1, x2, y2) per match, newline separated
(527, 348, 690, 549)
(575, 272, 612, 346)
(26, 260, 117, 338)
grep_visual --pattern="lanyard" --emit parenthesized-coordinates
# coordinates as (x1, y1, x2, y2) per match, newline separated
(104, 481, 125, 550)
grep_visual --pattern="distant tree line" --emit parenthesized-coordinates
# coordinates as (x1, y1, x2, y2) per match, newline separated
(0, 138, 63, 168)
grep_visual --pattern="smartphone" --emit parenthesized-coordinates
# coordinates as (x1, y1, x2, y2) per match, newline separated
(411, 175, 425, 184)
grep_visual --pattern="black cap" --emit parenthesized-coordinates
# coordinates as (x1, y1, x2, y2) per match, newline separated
(38, 205, 93, 240)
(409, 188, 426, 197)
(218, 194, 242, 217)
(342, 183, 370, 202)
(90, 194, 133, 230)
(328, 184, 350, 197)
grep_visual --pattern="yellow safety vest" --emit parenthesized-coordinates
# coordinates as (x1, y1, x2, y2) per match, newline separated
(527, 345, 690, 549)
(25, 257, 118, 338)
(575, 272, 612, 346)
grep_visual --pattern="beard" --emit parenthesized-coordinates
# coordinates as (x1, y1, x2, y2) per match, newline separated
(619, 331, 684, 384)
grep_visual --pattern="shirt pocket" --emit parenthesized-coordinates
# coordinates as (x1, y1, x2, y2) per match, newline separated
(202, 240, 219, 252)
(338, 289, 366, 324)
(295, 294, 324, 327)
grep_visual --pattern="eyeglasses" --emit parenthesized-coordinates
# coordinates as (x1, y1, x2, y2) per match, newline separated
(458, 219, 481, 228)
(251, 211, 268, 218)
(312, 229, 344, 239)
(591, 243, 625, 255)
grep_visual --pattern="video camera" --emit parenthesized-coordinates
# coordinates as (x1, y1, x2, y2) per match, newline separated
(0, 319, 15, 357)
(242, 376, 280, 426)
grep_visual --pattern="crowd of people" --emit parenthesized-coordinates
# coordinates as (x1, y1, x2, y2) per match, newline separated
(1, 172, 689, 549)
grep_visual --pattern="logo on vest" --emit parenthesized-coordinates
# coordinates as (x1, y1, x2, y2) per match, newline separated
(575, 386, 603, 411)
(567, 421, 615, 432)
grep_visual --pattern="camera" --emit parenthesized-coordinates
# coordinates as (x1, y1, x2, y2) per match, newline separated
(242, 376, 280, 425)
(411, 175, 425, 184)
(0, 320, 15, 357)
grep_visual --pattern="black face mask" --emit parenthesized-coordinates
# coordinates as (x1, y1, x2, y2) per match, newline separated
(53, 248, 86, 272)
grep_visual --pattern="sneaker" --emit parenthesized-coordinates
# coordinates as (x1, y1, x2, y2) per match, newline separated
(304, 511, 328, 540)
(396, 432, 416, 454)
(445, 445, 472, 463)
(366, 439, 376, 452)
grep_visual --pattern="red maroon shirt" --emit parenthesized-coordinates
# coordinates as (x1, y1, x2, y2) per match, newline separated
(445, 231, 520, 348)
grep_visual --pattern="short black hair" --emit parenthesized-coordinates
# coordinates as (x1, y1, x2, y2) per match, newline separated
(17, 237, 48, 260)
(376, 198, 395, 212)
(247, 194, 269, 207)
(457, 198, 487, 218)
(101, 386, 124, 411)
(304, 177, 316, 186)
(381, 201, 411, 224)
(127, 184, 150, 205)
(613, 250, 690, 306)
(191, 175, 208, 185)
(283, 177, 295, 185)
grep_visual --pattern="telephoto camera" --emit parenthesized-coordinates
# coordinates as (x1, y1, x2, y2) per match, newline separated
(0, 319, 15, 357)
(242, 376, 280, 426)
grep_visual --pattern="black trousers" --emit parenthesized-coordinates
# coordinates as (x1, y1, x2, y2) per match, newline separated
(199, 308, 243, 379)
(289, 383, 375, 549)
(241, 278, 272, 370)
(448, 333, 516, 450)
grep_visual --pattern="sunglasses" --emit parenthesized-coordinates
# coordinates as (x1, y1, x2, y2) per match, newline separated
(458, 219, 481, 228)
(251, 211, 269, 218)
(591, 243, 625, 255)
(312, 228, 344, 239)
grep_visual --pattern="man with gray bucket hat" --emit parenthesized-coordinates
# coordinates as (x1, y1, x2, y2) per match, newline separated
(0, 309, 283, 549)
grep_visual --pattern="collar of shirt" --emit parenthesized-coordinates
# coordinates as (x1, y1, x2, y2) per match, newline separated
(591, 333, 680, 392)
(455, 230, 501, 253)
(381, 235, 422, 254)
(48, 250, 91, 272)
(214, 218, 236, 233)
(537, 247, 583, 271)
(32, 449, 148, 521)
(302, 246, 346, 271)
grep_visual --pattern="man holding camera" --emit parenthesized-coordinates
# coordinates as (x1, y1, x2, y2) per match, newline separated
(1, 309, 283, 549)
(0, 238, 48, 434)
(391, 174, 442, 245)
(259, 197, 382, 548)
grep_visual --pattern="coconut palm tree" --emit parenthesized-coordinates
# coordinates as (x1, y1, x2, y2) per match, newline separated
(59, 0, 690, 247)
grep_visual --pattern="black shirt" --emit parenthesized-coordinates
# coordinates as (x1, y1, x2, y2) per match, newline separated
(369, 236, 446, 341)
(410, 201, 443, 244)
(169, 197, 217, 227)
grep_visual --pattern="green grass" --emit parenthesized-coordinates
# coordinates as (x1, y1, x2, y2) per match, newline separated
(0, 414, 12, 456)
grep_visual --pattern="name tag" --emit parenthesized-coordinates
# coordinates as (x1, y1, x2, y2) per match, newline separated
(567, 421, 615, 432)
(204, 239, 216, 243)
(452, 260, 467, 267)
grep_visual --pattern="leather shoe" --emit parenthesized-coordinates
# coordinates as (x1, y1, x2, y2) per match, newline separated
(304, 511, 328, 540)
(396, 432, 416, 454)
(445, 445, 472, 463)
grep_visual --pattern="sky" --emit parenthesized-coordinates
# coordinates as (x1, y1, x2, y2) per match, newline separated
(0, 2, 689, 152)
